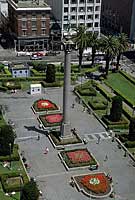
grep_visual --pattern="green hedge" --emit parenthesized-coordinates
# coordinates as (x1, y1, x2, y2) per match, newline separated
(125, 141, 135, 148)
(88, 100, 107, 110)
(3, 68, 12, 76)
(95, 83, 113, 101)
(40, 81, 63, 88)
(30, 69, 45, 77)
(0, 86, 7, 91)
(120, 70, 135, 85)
(0, 171, 29, 192)
(2, 81, 21, 90)
(77, 87, 97, 96)
(0, 144, 19, 161)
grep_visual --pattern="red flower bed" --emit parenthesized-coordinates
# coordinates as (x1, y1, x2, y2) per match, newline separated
(81, 173, 109, 194)
(45, 114, 63, 124)
(67, 150, 91, 163)
(37, 100, 57, 110)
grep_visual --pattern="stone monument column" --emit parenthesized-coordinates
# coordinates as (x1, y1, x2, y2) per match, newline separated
(61, 34, 73, 137)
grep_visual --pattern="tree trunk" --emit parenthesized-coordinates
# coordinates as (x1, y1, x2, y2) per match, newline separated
(116, 53, 121, 70)
(105, 56, 110, 76)
(92, 47, 96, 66)
(79, 49, 83, 72)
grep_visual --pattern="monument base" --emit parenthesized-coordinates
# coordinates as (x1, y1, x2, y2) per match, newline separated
(60, 122, 72, 139)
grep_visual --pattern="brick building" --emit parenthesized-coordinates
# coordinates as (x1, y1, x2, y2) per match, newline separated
(7, 0, 51, 51)
(101, 0, 135, 41)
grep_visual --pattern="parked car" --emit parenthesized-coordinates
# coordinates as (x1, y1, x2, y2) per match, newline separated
(30, 53, 42, 60)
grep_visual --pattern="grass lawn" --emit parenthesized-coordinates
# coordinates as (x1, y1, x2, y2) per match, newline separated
(105, 73, 135, 105)
(0, 182, 20, 200)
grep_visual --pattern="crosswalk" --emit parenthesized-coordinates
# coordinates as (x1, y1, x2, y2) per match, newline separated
(85, 131, 111, 142)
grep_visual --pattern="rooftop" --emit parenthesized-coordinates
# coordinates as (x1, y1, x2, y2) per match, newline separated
(8, 0, 51, 10)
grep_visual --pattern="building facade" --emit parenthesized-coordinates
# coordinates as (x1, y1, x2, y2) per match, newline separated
(7, 0, 51, 51)
(9, 63, 30, 78)
(101, 0, 135, 41)
(47, 0, 102, 37)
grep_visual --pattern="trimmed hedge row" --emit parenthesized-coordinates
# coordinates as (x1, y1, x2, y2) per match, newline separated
(125, 141, 135, 148)
(0, 171, 29, 192)
(30, 69, 45, 77)
(3, 68, 12, 76)
(2, 82, 21, 90)
(120, 70, 135, 86)
(0, 76, 45, 82)
(40, 81, 63, 88)
(88, 100, 107, 110)
(77, 87, 97, 96)
(95, 83, 113, 101)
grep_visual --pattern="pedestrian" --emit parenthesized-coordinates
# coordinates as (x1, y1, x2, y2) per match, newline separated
(37, 134, 40, 140)
(104, 154, 108, 161)
(72, 102, 75, 108)
(97, 135, 101, 144)
(39, 124, 43, 129)
(44, 147, 49, 154)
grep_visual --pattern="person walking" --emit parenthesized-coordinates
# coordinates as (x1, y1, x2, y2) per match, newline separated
(44, 147, 49, 154)
(104, 154, 108, 161)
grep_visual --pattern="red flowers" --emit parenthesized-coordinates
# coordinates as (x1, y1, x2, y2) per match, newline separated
(67, 150, 91, 163)
(81, 173, 109, 194)
(37, 100, 57, 110)
(45, 114, 63, 124)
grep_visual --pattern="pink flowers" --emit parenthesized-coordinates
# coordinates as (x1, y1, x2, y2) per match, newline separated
(45, 114, 63, 124)
(67, 150, 91, 163)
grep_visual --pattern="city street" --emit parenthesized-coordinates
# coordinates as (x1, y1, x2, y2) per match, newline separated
(0, 88, 135, 200)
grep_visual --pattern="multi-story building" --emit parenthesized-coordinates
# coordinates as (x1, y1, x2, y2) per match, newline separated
(101, 0, 135, 41)
(47, 0, 102, 37)
(7, 0, 51, 51)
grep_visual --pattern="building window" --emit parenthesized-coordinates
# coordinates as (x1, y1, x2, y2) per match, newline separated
(41, 21, 46, 28)
(42, 29, 46, 35)
(22, 30, 27, 36)
(87, 23, 93, 27)
(87, 15, 93, 20)
(71, 15, 76, 20)
(32, 21, 36, 28)
(87, 7, 93, 12)
(42, 14, 46, 19)
(22, 14, 26, 19)
(95, 14, 99, 19)
(96, 0, 100, 2)
(95, 6, 100, 11)
(64, 0, 68, 4)
(87, 0, 94, 3)
(32, 14, 36, 19)
(71, 7, 76, 12)
(22, 21, 26, 28)
(64, 8, 68, 13)
(95, 22, 99, 27)
(80, 0, 84, 3)
(20, 71, 22, 73)
(79, 15, 85, 20)
(79, 7, 85, 12)
(32, 30, 37, 36)
(14, 71, 16, 74)
(64, 16, 68, 21)
(71, 0, 77, 3)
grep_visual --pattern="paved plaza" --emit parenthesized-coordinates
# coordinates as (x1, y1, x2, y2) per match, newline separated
(0, 88, 135, 200)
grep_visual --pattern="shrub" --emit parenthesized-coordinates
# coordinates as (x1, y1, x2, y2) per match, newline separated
(46, 64, 56, 83)
(125, 141, 135, 148)
(0, 86, 7, 91)
(2, 81, 21, 90)
(110, 96, 123, 122)
(40, 81, 63, 87)
(128, 117, 135, 141)
(77, 87, 97, 96)
(88, 100, 107, 110)
(0, 144, 19, 161)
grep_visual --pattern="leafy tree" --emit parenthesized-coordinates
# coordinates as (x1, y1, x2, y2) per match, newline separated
(21, 179, 40, 200)
(116, 33, 129, 68)
(72, 25, 89, 71)
(0, 125, 16, 156)
(46, 64, 56, 83)
(100, 35, 118, 76)
(88, 33, 99, 65)
(128, 117, 135, 141)
(0, 64, 4, 72)
(110, 96, 122, 122)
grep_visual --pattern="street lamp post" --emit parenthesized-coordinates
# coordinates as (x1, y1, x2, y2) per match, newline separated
(9, 143, 12, 169)
(61, 33, 74, 137)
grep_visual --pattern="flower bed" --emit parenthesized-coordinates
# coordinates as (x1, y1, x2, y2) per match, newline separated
(73, 172, 112, 198)
(39, 113, 63, 127)
(33, 99, 59, 112)
(60, 148, 97, 168)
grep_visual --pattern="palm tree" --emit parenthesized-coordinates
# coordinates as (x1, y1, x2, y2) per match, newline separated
(72, 25, 89, 72)
(88, 32, 99, 65)
(100, 35, 118, 76)
(116, 33, 128, 68)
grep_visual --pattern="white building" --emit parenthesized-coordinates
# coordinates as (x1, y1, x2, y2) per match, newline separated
(30, 84, 42, 95)
(47, 0, 101, 37)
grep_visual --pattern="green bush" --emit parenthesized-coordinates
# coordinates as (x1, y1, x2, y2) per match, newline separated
(46, 64, 56, 83)
(110, 96, 123, 122)
(3, 68, 12, 76)
(2, 81, 21, 90)
(77, 87, 97, 96)
(88, 100, 107, 110)
(0, 144, 19, 161)
(128, 117, 135, 141)
(0, 86, 7, 91)
(30, 69, 45, 77)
